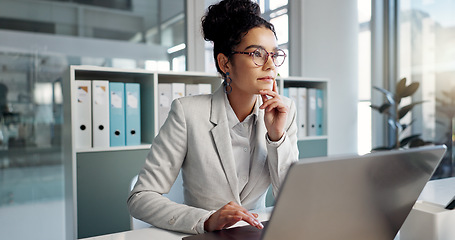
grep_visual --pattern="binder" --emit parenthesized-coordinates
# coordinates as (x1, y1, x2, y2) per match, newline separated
(288, 87, 299, 137)
(297, 87, 308, 139)
(92, 80, 110, 148)
(283, 87, 289, 98)
(125, 83, 141, 146)
(74, 80, 92, 149)
(109, 82, 125, 147)
(307, 88, 317, 136)
(185, 84, 199, 96)
(316, 89, 324, 136)
(186, 83, 212, 96)
(158, 83, 172, 129)
(171, 83, 185, 100)
(199, 84, 212, 95)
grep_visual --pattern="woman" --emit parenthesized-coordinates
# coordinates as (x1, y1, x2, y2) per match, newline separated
(127, 0, 299, 234)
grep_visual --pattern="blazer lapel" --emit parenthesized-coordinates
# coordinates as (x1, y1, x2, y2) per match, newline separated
(240, 96, 268, 201)
(210, 87, 241, 203)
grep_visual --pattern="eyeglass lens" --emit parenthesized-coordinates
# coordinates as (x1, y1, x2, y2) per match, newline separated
(253, 48, 285, 67)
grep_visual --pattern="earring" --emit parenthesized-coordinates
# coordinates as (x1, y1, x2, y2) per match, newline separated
(224, 72, 232, 94)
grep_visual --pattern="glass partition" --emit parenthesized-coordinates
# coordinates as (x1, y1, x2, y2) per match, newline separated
(0, 0, 186, 239)
(399, 0, 455, 178)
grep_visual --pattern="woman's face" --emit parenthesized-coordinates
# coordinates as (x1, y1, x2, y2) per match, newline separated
(226, 27, 279, 95)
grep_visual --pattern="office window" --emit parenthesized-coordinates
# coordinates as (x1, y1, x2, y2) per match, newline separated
(0, 0, 186, 71)
(261, 0, 289, 77)
(358, 0, 372, 155)
(398, 0, 455, 178)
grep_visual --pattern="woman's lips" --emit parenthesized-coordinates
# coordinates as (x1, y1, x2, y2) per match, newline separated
(258, 77, 274, 81)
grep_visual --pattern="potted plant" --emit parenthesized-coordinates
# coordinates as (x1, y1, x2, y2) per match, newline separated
(370, 77, 429, 150)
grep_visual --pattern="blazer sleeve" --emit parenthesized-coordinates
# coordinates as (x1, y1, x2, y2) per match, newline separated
(266, 97, 299, 197)
(127, 98, 212, 234)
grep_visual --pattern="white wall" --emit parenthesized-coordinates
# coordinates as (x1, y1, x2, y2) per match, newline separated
(293, 0, 359, 155)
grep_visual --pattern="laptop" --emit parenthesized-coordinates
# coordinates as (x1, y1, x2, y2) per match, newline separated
(183, 145, 446, 240)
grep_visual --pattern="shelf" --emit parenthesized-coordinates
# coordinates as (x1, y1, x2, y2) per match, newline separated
(299, 135, 328, 141)
(75, 144, 152, 153)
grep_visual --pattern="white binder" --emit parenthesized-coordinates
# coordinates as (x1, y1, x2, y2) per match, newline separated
(74, 80, 92, 149)
(186, 83, 212, 96)
(199, 83, 212, 94)
(288, 88, 299, 138)
(171, 83, 185, 100)
(91, 80, 110, 148)
(158, 83, 172, 129)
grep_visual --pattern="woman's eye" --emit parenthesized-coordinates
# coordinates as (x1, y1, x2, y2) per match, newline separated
(253, 50, 263, 57)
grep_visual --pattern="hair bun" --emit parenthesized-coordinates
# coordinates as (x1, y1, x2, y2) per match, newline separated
(202, 0, 261, 43)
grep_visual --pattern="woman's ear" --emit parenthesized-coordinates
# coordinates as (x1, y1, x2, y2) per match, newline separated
(217, 53, 230, 74)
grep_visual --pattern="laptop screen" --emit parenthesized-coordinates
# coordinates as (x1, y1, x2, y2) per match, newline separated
(183, 145, 446, 240)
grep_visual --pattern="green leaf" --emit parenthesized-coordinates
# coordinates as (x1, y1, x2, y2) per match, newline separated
(398, 101, 426, 119)
(395, 77, 407, 98)
(378, 103, 391, 113)
(370, 104, 381, 111)
(400, 134, 421, 147)
(372, 146, 395, 151)
(409, 138, 432, 148)
(398, 82, 420, 98)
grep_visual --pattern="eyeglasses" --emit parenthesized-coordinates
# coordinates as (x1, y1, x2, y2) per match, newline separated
(232, 48, 286, 67)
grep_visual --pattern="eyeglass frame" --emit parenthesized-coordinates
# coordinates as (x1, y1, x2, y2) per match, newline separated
(231, 47, 287, 67)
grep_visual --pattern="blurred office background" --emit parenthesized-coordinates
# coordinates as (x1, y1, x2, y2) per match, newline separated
(0, 0, 454, 239)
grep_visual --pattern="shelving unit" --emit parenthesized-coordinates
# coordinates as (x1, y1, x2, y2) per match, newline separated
(63, 65, 329, 239)
(63, 65, 221, 239)
(277, 76, 329, 158)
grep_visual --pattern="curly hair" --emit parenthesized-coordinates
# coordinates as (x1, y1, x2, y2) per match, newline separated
(201, 0, 276, 78)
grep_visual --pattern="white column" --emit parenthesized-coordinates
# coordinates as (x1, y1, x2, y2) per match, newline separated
(186, 0, 206, 72)
(290, 0, 359, 155)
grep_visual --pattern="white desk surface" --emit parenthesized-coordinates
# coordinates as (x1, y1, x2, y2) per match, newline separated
(81, 177, 455, 240)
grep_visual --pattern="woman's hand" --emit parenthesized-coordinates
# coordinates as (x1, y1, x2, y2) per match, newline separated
(204, 201, 263, 232)
(259, 80, 289, 141)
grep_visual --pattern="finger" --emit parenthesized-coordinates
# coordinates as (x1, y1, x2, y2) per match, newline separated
(235, 210, 263, 229)
(259, 89, 278, 98)
(223, 202, 263, 229)
(267, 101, 288, 113)
(260, 94, 269, 106)
(272, 79, 278, 93)
(260, 97, 282, 110)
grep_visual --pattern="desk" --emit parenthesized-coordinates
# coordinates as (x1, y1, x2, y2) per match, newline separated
(81, 177, 455, 240)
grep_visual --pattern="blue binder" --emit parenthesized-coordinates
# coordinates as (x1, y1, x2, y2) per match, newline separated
(109, 82, 125, 146)
(283, 87, 289, 98)
(125, 83, 141, 146)
(316, 89, 324, 136)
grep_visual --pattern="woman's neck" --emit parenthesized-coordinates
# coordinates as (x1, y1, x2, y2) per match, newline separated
(227, 91, 257, 122)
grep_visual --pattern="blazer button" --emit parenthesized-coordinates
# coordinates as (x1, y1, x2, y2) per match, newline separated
(168, 217, 176, 225)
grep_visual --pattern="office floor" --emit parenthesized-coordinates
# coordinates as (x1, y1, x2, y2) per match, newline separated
(0, 165, 65, 240)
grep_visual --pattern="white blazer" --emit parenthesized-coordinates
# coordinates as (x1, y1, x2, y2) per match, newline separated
(127, 86, 299, 234)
